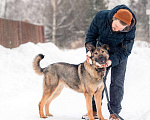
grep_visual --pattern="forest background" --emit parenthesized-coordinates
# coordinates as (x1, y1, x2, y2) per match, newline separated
(0, 0, 149, 49)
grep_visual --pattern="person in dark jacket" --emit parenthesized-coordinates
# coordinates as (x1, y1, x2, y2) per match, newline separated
(82, 5, 136, 120)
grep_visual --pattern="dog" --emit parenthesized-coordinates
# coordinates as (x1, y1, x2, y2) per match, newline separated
(33, 43, 109, 120)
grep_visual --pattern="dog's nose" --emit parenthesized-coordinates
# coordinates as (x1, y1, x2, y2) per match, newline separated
(98, 55, 106, 64)
(98, 55, 104, 59)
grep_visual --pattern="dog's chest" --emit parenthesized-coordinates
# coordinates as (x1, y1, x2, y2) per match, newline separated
(84, 78, 104, 94)
(93, 80, 104, 93)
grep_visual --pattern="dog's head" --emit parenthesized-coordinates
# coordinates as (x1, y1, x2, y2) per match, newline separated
(85, 43, 109, 68)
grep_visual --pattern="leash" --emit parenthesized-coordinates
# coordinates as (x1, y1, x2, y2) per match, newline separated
(104, 81, 124, 120)
(97, 41, 124, 120)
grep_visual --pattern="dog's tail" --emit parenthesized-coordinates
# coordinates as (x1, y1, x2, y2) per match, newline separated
(33, 54, 45, 76)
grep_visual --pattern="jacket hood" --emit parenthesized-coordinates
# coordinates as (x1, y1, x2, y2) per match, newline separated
(108, 4, 136, 32)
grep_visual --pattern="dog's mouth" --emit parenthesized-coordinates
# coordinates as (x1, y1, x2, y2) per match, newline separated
(96, 57, 107, 65)
(95, 61, 106, 67)
(94, 57, 107, 68)
(99, 60, 106, 65)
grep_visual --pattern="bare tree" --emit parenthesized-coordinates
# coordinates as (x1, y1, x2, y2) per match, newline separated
(44, 0, 84, 45)
(51, 0, 57, 44)
(0, 0, 7, 17)
(129, 0, 149, 41)
(1, 0, 109, 49)
(5, 0, 45, 24)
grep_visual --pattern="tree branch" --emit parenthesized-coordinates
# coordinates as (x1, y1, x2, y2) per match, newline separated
(57, 0, 62, 6)
(57, 0, 77, 26)
(57, 12, 79, 30)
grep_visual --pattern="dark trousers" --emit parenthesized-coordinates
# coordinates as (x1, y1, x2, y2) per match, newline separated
(92, 59, 127, 114)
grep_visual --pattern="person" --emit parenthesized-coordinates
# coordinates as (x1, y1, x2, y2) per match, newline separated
(82, 4, 136, 120)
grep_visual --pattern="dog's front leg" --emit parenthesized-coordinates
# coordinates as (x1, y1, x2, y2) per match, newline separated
(84, 93, 95, 120)
(94, 84, 106, 120)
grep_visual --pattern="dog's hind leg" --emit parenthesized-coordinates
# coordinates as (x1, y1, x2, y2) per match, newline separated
(45, 82, 64, 116)
(45, 99, 53, 117)
(39, 84, 59, 118)
(39, 90, 51, 118)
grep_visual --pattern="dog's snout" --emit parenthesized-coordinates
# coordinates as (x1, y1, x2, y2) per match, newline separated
(98, 55, 104, 59)
(97, 55, 107, 64)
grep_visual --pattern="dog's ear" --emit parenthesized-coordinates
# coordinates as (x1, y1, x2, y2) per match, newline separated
(85, 43, 96, 52)
(102, 44, 109, 51)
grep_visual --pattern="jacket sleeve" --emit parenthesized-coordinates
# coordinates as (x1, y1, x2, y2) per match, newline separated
(85, 13, 100, 48)
(109, 27, 136, 67)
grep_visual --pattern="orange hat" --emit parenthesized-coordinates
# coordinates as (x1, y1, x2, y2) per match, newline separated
(114, 9, 133, 26)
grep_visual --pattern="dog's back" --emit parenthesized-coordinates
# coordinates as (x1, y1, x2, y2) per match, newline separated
(33, 55, 84, 92)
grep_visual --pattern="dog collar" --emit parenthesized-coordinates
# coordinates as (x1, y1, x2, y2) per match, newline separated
(86, 51, 92, 64)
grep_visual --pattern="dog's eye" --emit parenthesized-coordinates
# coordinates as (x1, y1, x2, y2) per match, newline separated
(101, 50, 104, 53)
(94, 52, 98, 55)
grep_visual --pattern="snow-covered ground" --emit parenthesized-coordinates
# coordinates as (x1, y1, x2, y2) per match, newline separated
(0, 41, 150, 120)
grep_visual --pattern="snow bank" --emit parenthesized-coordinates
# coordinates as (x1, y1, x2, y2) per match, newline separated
(0, 41, 150, 120)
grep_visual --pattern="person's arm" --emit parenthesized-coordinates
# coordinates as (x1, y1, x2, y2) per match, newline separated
(109, 27, 136, 67)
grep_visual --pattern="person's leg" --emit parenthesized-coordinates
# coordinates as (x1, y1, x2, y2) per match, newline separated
(92, 96, 97, 112)
(109, 59, 128, 114)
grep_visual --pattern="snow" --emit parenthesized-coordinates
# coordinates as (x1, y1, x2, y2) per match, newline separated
(108, 0, 129, 9)
(0, 41, 150, 120)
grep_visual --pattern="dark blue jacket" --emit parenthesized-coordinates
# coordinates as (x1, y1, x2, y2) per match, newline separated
(85, 5, 136, 67)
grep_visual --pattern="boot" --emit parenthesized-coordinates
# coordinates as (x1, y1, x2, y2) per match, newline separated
(109, 114, 119, 120)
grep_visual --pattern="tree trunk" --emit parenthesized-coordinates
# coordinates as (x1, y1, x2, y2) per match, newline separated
(51, 0, 56, 44)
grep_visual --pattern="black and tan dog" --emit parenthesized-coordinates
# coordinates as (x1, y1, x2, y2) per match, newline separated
(33, 43, 109, 120)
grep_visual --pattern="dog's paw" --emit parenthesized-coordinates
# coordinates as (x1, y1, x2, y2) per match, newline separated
(46, 113, 53, 116)
(100, 118, 108, 120)
(40, 115, 48, 118)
